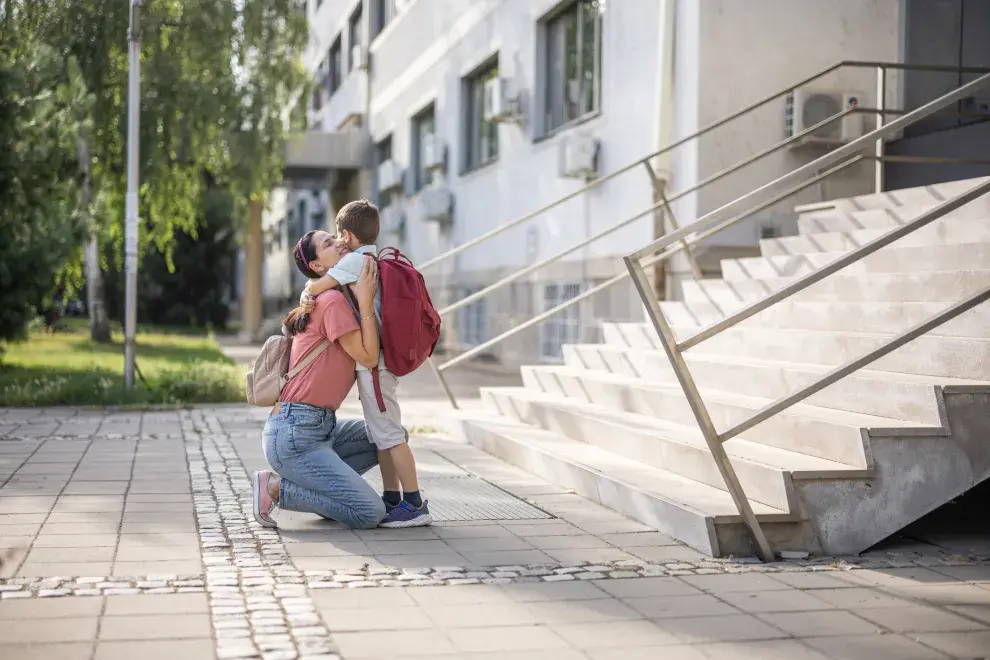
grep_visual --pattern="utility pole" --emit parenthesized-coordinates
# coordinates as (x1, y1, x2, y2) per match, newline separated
(123, 0, 142, 390)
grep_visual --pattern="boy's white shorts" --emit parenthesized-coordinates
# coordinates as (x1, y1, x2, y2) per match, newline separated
(356, 369, 408, 450)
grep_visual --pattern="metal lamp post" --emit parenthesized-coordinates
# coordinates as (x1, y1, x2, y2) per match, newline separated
(124, 0, 142, 390)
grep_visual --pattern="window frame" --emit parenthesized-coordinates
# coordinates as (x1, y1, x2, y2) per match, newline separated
(374, 135, 394, 209)
(411, 102, 437, 192)
(348, 5, 363, 73)
(457, 286, 488, 348)
(540, 0, 604, 137)
(539, 281, 582, 361)
(462, 57, 500, 173)
(328, 36, 343, 96)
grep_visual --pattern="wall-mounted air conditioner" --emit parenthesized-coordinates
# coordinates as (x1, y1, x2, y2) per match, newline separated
(351, 45, 368, 71)
(420, 186, 453, 225)
(483, 77, 522, 124)
(422, 134, 446, 172)
(377, 159, 402, 193)
(785, 89, 866, 145)
(559, 133, 600, 180)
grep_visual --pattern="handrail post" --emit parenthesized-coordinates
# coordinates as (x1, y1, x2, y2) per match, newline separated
(624, 254, 775, 562)
(427, 356, 459, 410)
(642, 161, 704, 282)
(875, 65, 887, 194)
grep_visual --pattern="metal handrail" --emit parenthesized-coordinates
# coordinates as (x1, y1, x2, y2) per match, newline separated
(623, 70, 990, 561)
(429, 62, 990, 410)
(420, 60, 990, 273)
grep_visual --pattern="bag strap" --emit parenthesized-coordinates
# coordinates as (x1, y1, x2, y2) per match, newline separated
(285, 339, 330, 381)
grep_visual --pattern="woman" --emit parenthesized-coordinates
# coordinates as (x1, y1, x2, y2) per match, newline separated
(252, 229, 386, 529)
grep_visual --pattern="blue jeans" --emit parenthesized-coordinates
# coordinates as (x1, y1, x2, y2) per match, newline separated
(262, 402, 386, 529)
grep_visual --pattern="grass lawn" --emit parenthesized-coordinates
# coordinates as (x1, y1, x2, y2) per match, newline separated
(0, 318, 244, 407)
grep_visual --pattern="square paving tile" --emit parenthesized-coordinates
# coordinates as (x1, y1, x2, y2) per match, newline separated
(947, 604, 990, 624)
(893, 583, 990, 606)
(550, 620, 680, 649)
(285, 541, 370, 557)
(17, 562, 113, 578)
(593, 577, 701, 599)
(116, 533, 199, 548)
(0, 643, 93, 660)
(98, 614, 212, 640)
(0, 617, 99, 643)
(587, 646, 709, 660)
(442, 537, 535, 553)
(40, 523, 120, 535)
(103, 594, 208, 616)
(716, 588, 838, 612)
(311, 587, 417, 609)
(500, 581, 609, 602)
(525, 597, 642, 623)
(332, 629, 458, 657)
(407, 585, 514, 607)
(758, 609, 882, 637)
(809, 586, 917, 609)
(374, 552, 470, 569)
(459, 550, 555, 566)
(448, 624, 571, 652)
(430, 524, 516, 539)
(318, 605, 435, 631)
(94, 639, 215, 660)
(425, 602, 537, 628)
(32, 534, 119, 548)
(503, 522, 587, 537)
(767, 571, 861, 589)
(113, 546, 200, 562)
(659, 614, 788, 643)
(931, 564, 990, 584)
(364, 540, 452, 555)
(852, 604, 987, 632)
(912, 630, 990, 657)
(681, 573, 792, 593)
(111, 560, 202, 576)
(692, 640, 831, 659)
(0, 596, 104, 619)
(805, 633, 951, 659)
(25, 547, 115, 563)
(525, 534, 612, 550)
(623, 594, 740, 619)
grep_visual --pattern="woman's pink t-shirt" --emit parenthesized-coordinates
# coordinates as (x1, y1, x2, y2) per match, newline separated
(279, 290, 360, 411)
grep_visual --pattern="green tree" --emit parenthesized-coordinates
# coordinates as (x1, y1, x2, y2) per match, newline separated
(0, 43, 89, 346)
(2, 0, 309, 338)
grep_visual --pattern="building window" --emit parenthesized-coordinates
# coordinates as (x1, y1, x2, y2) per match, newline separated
(540, 282, 582, 360)
(348, 5, 363, 72)
(374, 135, 394, 208)
(328, 37, 342, 95)
(374, 0, 398, 37)
(463, 58, 499, 171)
(411, 104, 436, 191)
(458, 287, 488, 347)
(543, 0, 604, 133)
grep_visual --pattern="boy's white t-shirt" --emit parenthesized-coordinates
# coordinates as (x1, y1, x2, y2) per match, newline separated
(328, 245, 384, 372)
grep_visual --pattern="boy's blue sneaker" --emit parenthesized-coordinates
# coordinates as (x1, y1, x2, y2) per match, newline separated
(382, 494, 399, 514)
(379, 500, 432, 528)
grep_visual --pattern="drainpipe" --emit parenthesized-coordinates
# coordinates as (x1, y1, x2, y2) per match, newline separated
(649, 0, 677, 302)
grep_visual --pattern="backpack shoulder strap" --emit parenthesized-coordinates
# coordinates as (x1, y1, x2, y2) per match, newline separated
(285, 339, 330, 380)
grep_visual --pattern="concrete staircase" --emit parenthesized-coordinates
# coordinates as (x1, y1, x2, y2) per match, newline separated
(452, 176, 990, 558)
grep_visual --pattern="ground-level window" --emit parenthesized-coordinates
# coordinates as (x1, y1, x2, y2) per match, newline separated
(540, 282, 582, 360)
(543, 0, 604, 133)
(412, 104, 437, 191)
(463, 58, 500, 171)
(458, 287, 488, 347)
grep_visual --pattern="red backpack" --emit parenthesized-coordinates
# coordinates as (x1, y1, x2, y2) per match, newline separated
(366, 247, 441, 411)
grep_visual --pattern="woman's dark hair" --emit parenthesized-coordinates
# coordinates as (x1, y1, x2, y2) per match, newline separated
(282, 230, 323, 335)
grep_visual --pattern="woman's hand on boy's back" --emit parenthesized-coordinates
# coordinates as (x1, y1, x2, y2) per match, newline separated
(351, 257, 378, 310)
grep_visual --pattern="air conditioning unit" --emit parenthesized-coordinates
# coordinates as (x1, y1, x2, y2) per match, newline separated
(377, 159, 402, 193)
(420, 186, 453, 225)
(785, 89, 866, 145)
(559, 133, 600, 179)
(483, 77, 522, 123)
(422, 134, 445, 171)
(351, 44, 367, 71)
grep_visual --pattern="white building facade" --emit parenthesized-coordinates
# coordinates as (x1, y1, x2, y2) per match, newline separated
(257, 0, 990, 365)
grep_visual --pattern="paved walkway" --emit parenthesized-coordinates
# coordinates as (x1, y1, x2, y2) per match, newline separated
(1, 406, 989, 660)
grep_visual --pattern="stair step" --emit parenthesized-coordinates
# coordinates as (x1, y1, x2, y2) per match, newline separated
(796, 176, 990, 220)
(522, 361, 926, 467)
(569, 340, 973, 425)
(732, 242, 990, 280)
(669, 324, 990, 381)
(681, 269, 990, 307)
(658, 298, 990, 339)
(796, 194, 990, 236)
(455, 414, 800, 556)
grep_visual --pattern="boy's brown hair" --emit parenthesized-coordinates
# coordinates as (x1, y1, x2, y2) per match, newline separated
(335, 199, 380, 245)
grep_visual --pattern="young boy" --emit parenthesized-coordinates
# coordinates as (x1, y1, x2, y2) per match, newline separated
(300, 199, 431, 528)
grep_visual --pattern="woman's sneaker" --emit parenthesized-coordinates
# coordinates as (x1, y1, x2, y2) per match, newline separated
(379, 500, 432, 528)
(253, 471, 278, 528)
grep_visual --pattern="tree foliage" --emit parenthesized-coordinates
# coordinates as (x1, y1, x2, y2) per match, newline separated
(0, 0, 309, 338)
(0, 44, 89, 344)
